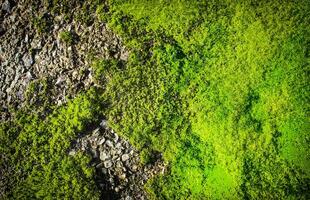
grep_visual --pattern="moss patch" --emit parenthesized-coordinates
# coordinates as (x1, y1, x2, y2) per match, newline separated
(96, 0, 310, 199)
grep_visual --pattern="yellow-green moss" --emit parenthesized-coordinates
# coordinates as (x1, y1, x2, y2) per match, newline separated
(99, 0, 310, 199)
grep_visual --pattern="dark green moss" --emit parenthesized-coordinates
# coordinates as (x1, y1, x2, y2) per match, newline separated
(0, 88, 104, 199)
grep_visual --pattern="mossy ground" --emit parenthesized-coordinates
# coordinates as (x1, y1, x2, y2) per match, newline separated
(101, 0, 310, 199)
(1, 0, 309, 199)
(0, 88, 105, 199)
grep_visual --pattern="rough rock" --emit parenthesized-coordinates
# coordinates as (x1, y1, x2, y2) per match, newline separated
(98, 138, 105, 145)
(22, 54, 34, 67)
(2, 0, 11, 13)
(100, 119, 107, 127)
(100, 152, 110, 161)
(104, 160, 113, 168)
(121, 154, 129, 162)
(70, 121, 166, 200)
(0, 0, 129, 121)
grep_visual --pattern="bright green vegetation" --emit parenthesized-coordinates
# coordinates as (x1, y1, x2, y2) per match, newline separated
(1, 0, 309, 199)
(97, 0, 309, 199)
(0, 88, 104, 199)
(59, 31, 74, 44)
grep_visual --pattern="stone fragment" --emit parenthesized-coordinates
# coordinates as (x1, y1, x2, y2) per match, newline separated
(15, 53, 20, 63)
(24, 34, 29, 43)
(119, 173, 126, 180)
(2, 0, 11, 13)
(115, 161, 122, 169)
(125, 196, 133, 200)
(105, 140, 113, 147)
(55, 76, 65, 85)
(68, 150, 76, 156)
(31, 39, 42, 49)
(121, 154, 129, 162)
(104, 160, 113, 168)
(110, 149, 116, 156)
(100, 152, 110, 161)
(120, 48, 129, 61)
(98, 138, 105, 145)
(132, 165, 138, 172)
(72, 70, 78, 80)
(115, 143, 122, 150)
(92, 128, 100, 136)
(80, 140, 88, 151)
(100, 119, 107, 127)
(24, 71, 32, 81)
(113, 133, 119, 143)
(22, 54, 34, 67)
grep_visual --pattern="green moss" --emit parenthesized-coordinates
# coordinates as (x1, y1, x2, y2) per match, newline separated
(91, 58, 121, 85)
(100, 0, 310, 199)
(96, 4, 110, 23)
(59, 31, 74, 44)
(0, 88, 104, 199)
(2, 0, 309, 199)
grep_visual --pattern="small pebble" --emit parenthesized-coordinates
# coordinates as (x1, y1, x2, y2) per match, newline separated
(98, 138, 105, 145)
(104, 160, 113, 168)
(100, 119, 107, 127)
(100, 152, 110, 161)
(105, 140, 113, 147)
(121, 154, 129, 162)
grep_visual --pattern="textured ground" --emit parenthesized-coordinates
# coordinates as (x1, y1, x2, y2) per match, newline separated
(0, 1, 164, 199)
(1, 0, 309, 199)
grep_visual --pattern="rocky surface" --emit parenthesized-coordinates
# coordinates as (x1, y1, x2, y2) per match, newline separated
(0, 1, 165, 199)
(70, 120, 166, 200)
(0, 0, 128, 120)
